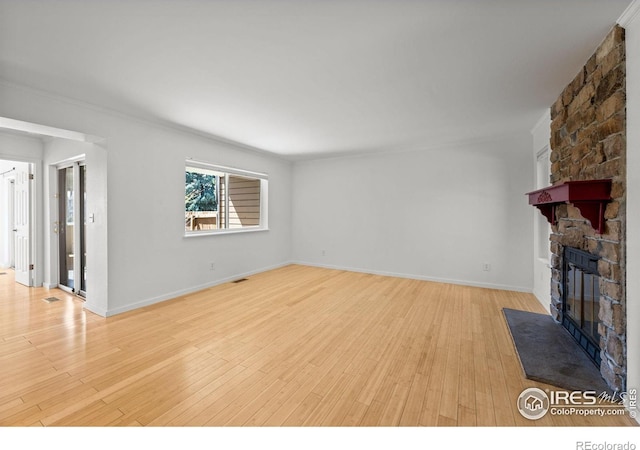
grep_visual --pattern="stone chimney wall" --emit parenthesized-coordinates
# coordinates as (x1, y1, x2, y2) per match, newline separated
(549, 25, 626, 391)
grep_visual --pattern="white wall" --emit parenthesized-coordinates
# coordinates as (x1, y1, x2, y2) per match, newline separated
(619, 1, 640, 413)
(0, 131, 43, 160)
(292, 134, 534, 292)
(0, 81, 292, 316)
(531, 111, 552, 310)
(0, 159, 15, 267)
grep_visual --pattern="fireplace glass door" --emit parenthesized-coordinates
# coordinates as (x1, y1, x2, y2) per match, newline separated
(563, 248, 601, 366)
(565, 263, 600, 344)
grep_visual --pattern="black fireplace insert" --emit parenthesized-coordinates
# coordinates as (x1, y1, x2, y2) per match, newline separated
(562, 247, 601, 367)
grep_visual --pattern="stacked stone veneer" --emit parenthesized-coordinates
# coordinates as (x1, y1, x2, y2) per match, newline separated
(549, 25, 627, 391)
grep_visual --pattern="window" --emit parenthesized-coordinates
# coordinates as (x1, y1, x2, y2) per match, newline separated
(185, 161, 268, 235)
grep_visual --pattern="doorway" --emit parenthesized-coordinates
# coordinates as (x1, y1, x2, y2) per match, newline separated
(1, 161, 35, 287)
(1, 119, 106, 315)
(57, 162, 86, 297)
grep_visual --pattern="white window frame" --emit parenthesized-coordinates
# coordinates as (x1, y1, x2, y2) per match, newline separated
(184, 159, 268, 237)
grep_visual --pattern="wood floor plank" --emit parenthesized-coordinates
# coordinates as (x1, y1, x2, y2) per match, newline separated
(378, 383, 410, 426)
(1, 405, 43, 426)
(340, 400, 369, 426)
(168, 365, 263, 426)
(222, 378, 288, 426)
(130, 356, 230, 424)
(399, 373, 429, 426)
(101, 349, 221, 413)
(0, 265, 635, 427)
(204, 368, 284, 425)
(47, 400, 123, 426)
(144, 361, 248, 426)
(358, 400, 386, 426)
(281, 392, 324, 426)
(242, 378, 304, 426)
(259, 364, 327, 426)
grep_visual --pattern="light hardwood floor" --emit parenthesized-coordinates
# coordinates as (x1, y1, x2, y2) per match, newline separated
(0, 265, 635, 426)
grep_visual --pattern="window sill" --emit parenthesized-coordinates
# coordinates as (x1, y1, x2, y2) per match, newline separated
(184, 227, 269, 238)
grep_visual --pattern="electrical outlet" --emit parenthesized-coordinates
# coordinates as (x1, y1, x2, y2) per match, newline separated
(482, 262, 491, 272)
(210, 262, 216, 271)
(322, 250, 326, 256)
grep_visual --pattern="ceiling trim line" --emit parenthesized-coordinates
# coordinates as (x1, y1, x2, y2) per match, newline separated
(618, 0, 640, 26)
(290, 130, 531, 164)
(0, 78, 290, 162)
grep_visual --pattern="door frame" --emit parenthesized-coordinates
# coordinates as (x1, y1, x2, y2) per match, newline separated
(7, 177, 15, 268)
(53, 156, 86, 296)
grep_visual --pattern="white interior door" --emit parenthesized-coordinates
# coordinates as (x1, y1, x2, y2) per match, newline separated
(14, 165, 32, 286)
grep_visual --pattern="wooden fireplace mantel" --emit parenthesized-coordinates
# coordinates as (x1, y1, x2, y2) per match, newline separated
(526, 179, 612, 234)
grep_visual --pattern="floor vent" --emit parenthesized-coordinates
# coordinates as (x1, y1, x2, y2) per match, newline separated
(0, 272, 6, 275)
(232, 278, 249, 284)
(43, 297, 61, 303)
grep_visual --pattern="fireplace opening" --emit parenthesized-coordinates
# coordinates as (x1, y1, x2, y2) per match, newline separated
(562, 247, 601, 367)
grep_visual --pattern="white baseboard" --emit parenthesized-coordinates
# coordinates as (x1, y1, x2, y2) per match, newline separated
(291, 260, 533, 293)
(83, 302, 109, 317)
(533, 288, 552, 312)
(102, 261, 293, 317)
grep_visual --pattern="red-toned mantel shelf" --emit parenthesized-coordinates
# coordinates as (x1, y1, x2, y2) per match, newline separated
(526, 179, 612, 234)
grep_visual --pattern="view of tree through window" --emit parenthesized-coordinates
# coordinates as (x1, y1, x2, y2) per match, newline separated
(185, 171, 217, 212)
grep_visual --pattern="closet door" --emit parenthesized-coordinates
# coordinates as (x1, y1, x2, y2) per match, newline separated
(14, 165, 32, 286)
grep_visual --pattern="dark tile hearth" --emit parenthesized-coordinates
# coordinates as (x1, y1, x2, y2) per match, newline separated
(503, 308, 612, 395)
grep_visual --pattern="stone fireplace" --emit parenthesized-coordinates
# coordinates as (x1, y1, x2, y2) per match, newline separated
(548, 25, 627, 391)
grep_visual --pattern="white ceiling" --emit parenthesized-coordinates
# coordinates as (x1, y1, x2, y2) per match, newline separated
(0, 0, 633, 159)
